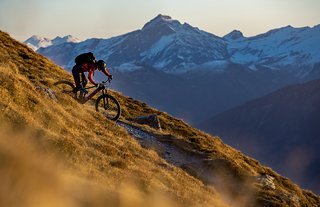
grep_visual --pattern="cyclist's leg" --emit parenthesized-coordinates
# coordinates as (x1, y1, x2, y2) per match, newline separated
(79, 72, 88, 94)
(72, 65, 81, 92)
(81, 72, 88, 88)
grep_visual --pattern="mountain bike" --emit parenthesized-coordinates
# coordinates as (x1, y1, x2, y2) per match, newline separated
(53, 79, 121, 121)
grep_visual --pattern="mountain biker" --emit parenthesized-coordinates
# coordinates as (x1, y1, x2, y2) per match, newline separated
(72, 52, 112, 93)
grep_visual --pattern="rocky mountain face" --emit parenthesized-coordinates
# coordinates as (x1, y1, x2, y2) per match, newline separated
(228, 25, 320, 76)
(198, 79, 320, 194)
(223, 30, 245, 41)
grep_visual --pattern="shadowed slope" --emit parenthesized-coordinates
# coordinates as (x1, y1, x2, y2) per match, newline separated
(199, 79, 320, 193)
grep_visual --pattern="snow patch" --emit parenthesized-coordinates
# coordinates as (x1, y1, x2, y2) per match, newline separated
(249, 64, 258, 71)
(141, 34, 174, 58)
(115, 62, 143, 72)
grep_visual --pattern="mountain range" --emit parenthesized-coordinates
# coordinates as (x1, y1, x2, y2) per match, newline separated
(28, 15, 320, 75)
(26, 14, 320, 124)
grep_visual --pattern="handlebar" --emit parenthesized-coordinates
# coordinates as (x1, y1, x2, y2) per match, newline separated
(98, 77, 112, 88)
(101, 78, 111, 84)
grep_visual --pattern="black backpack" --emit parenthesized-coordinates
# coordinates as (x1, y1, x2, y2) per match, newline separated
(75, 52, 95, 65)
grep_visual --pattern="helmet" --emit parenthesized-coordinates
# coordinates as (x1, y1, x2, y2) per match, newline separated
(96, 60, 106, 71)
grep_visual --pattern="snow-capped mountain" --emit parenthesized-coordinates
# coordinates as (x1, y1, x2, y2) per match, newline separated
(24, 35, 52, 50)
(136, 15, 228, 73)
(228, 25, 320, 76)
(51, 35, 81, 45)
(38, 14, 229, 73)
(34, 14, 320, 125)
(36, 15, 320, 77)
(24, 35, 81, 50)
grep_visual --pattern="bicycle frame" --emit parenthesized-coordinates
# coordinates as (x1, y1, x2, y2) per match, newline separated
(78, 81, 109, 104)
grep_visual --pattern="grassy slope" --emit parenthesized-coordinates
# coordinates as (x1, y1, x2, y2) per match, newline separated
(0, 30, 319, 207)
(0, 31, 225, 207)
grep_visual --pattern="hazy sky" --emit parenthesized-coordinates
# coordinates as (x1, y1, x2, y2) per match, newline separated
(0, 0, 319, 41)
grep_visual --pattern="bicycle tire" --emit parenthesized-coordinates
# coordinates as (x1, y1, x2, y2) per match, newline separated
(95, 94, 121, 121)
(53, 80, 75, 94)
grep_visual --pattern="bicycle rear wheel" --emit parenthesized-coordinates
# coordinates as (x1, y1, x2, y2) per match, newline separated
(95, 94, 121, 121)
(53, 80, 75, 94)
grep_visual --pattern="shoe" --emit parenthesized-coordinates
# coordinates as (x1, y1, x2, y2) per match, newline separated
(80, 87, 88, 94)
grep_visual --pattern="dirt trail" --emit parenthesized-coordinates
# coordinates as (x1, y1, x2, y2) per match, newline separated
(118, 121, 259, 206)
(118, 121, 207, 170)
(118, 121, 260, 205)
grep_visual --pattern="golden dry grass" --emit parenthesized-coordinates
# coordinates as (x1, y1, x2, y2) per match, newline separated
(0, 30, 228, 207)
(1, 130, 218, 207)
(0, 29, 319, 207)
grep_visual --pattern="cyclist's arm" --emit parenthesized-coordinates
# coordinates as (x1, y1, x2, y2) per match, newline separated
(101, 67, 112, 78)
(88, 69, 96, 85)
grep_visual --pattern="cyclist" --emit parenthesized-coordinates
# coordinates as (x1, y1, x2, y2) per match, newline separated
(72, 52, 112, 93)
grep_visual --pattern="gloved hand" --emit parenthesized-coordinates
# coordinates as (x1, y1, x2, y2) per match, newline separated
(108, 75, 113, 80)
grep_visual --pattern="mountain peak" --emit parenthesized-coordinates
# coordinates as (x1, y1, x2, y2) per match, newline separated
(142, 14, 181, 31)
(29, 35, 42, 40)
(154, 14, 172, 21)
(284, 25, 293, 29)
(52, 35, 81, 44)
(223, 30, 245, 41)
(25, 35, 50, 43)
(24, 34, 80, 51)
(24, 35, 52, 50)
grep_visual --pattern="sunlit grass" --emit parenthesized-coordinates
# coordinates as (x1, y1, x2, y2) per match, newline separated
(0, 30, 227, 207)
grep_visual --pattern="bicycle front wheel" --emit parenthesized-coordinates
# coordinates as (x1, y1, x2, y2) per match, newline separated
(95, 94, 121, 121)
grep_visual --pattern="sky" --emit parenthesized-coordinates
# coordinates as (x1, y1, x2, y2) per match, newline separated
(0, 0, 319, 41)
